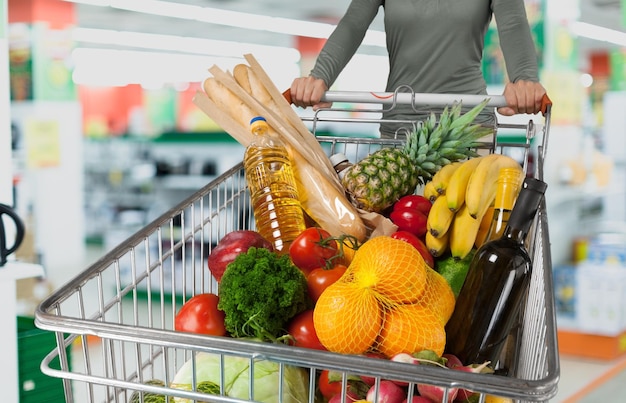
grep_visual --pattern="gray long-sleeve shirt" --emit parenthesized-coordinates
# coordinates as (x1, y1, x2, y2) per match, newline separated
(310, 0, 540, 136)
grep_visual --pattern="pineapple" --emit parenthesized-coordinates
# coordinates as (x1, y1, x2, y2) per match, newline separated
(341, 99, 494, 213)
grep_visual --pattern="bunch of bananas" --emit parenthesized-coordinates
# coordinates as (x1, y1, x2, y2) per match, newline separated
(424, 154, 523, 259)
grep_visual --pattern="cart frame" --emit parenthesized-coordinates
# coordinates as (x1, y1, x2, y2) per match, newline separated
(35, 92, 559, 403)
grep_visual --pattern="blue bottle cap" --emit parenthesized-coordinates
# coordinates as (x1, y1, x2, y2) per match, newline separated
(250, 116, 266, 124)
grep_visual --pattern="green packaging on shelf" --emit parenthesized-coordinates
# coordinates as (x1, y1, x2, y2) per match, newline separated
(18, 316, 71, 403)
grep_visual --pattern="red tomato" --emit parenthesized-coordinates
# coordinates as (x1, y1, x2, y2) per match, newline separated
(289, 227, 339, 275)
(175, 293, 227, 336)
(393, 195, 433, 216)
(307, 264, 347, 302)
(389, 208, 428, 237)
(390, 231, 435, 269)
(319, 369, 343, 399)
(287, 310, 326, 351)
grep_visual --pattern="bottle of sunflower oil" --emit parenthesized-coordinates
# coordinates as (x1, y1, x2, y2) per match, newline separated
(243, 116, 306, 254)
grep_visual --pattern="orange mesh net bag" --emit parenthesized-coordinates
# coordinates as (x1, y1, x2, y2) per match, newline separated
(313, 236, 456, 357)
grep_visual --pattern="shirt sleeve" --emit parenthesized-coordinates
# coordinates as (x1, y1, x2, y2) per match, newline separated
(310, 0, 383, 87)
(492, 0, 540, 83)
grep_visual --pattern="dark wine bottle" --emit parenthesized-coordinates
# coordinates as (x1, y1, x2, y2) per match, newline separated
(444, 176, 548, 367)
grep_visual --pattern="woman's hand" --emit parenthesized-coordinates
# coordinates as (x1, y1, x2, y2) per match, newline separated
(498, 80, 547, 116)
(289, 76, 332, 110)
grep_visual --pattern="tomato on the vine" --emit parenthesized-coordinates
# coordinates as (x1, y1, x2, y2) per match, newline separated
(287, 309, 326, 351)
(175, 293, 227, 336)
(307, 264, 347, 302)
(289, 227, 339, 276)
(319, 369, 343, 400)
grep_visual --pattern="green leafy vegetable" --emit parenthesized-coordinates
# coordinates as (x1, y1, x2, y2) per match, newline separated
(129, 379, 219, 403)
(129, 379, 167, 403)
(218, 247, 310, 339)
(170, 352, 309, 403)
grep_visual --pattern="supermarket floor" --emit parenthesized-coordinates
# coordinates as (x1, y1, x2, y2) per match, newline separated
(556, 354, 626, 402)
(65, 245, 626, 402)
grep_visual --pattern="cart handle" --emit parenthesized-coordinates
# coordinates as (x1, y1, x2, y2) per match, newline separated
(283, 89, 552, 115)
(539, 93, 552, 115)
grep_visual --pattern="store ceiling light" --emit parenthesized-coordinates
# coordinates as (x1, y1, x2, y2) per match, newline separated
(70, 47, 302, 87)
(63, 0, 386, 47)
(63, 1, 626, 52)
(72, 27, 301, 62)
(71, 47, 238, 86)
(569, 21, 626, 47)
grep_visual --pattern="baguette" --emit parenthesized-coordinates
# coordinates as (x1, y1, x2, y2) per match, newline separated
(209, 65, 325, 171)
(242, 56, 339, 180)
(203, 76, 257, 130)
(195, 59, 368, 241)
(192, 90, 252, 145)
(233, 64, 273, 107)
(231, 63, 367, 241)
(293, 154, 367, 240)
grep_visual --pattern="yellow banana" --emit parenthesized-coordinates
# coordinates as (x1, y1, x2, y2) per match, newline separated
(426, 229, 449, 257)
(430, 161, 462, 196)
(449, 204, 482, 260)
(474, 205, 495, 249)
(427, 194, 455, 238)
(465, 154, 523, 218)
(423, 181, 439, 202)
(446, 156, 484, 213)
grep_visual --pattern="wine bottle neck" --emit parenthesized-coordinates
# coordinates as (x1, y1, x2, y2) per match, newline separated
(502, 224, 529, 244)
(501, 177, 547, 243)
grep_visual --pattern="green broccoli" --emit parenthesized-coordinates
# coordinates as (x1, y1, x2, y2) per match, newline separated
(217, 247, 310, 340)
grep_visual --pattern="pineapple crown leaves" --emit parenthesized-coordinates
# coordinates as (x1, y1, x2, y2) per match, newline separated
(424, 112, 437, 133)
(404, 98, 492, 162)
(402, 98, 493, 184)
(448, 98, 491, 131)
(450, 101, 463, 121)
(426, 105, 454, 150)
(417, 121, 430, 148)
(450, 119, 494, 141)
(416, 162, 440, 183)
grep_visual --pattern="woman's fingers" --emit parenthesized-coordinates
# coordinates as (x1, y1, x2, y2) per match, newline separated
(290, 76, 329, 109)
(498, 80, 547, 115)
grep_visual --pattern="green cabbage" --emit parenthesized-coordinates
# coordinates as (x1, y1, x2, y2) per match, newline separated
(129, 379, 166, 403)
(170, 352, 309, 403)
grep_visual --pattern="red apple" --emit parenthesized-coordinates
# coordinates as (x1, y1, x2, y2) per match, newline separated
(207, 230, 273, 282)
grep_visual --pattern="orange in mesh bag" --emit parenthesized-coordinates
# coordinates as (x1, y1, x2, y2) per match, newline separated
(313, 281, 383, 354)
(418, 267, 456, 325)
(313, 236, 455, 357)
(377, 302, 447, 357)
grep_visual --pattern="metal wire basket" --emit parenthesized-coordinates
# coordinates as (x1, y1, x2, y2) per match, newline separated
(35, 92, 559, 403)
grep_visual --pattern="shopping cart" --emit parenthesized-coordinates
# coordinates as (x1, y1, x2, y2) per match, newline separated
(35, 91, 559, 403)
